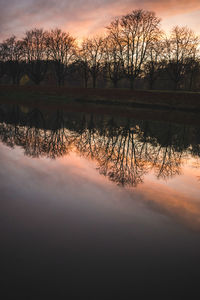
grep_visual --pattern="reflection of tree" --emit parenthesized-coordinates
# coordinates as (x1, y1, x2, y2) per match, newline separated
(74, 121, 148, 186)
(0, 125, 74, 159)
(137, 121, 190, 179)
(100, 127, 146, 186)
(0, 104, 199, 187)
(152, 145, 183, 179)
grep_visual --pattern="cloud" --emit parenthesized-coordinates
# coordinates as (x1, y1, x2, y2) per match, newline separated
(137, 179, 200, 231)
(0, 0, 200, 40)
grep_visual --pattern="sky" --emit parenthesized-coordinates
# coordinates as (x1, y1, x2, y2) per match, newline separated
(0, 0, 200, 41)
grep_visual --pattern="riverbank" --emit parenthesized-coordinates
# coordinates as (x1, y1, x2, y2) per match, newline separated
(1, 85, 200, 111)
(1, 86, 200, 126)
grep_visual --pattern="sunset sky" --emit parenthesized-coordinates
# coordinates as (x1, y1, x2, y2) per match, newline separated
(1, 0, 200, 41)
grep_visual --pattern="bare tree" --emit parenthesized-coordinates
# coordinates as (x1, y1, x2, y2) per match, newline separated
(76, 49, 90, 88)
(184, 57, 200, 91)
(0, 11, 199, 91)
(1, 36, 24, 84)
(144, 35, 164, 90)
(107, 9, 161, 89)
(103, 36, 124, 88)
(46, 28, 76, 86)
(164, 26, 199, 90)
(81, 37, 104, 88)
(23, 28, 49, 85)
(0, 43, 6, 81)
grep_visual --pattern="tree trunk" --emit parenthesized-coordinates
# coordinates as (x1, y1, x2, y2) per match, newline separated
(149, 78, 154, 90)
(113, 80, 118, 88)
(130, 77, 134, 89)
(189, 73, 194, 91)
(92, 76, 96, 88)
(173, 81, 178, 91)
(12, 76, 16, 85)
(84, 76, 88, 88)
(57, 76, 62, 87)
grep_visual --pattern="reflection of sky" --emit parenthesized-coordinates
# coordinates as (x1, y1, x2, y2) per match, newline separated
(1, 141, 200, 232)
(1, 0, 200, 40)
(1, 139, 200, 295)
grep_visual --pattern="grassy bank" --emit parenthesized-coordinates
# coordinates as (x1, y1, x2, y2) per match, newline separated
(0, 85, 200, 111)
(0, 86, 200, 126)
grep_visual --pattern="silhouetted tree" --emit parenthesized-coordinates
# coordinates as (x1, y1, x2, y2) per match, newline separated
(184, 57, 200, 91)
(76, 49, 90, 88)
(103, 36, 124, 87)
(23, 28, 49, 85)
(107, 9, 161, 89)
(144, 37, 164, 90)
(0, 10, 200, 91)
(81, 37, 104, 88)
(164, 26, 199, 90)
(1, 36, 24, 84)
(46, 28, 77, 86)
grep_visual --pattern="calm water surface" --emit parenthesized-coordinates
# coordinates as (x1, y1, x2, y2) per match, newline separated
(0, 103, 200, 297)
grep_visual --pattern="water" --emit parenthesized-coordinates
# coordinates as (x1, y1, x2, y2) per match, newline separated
(0, 103, 200, 297)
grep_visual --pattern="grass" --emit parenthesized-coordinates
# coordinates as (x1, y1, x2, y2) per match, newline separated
(0, 85, 200, 126)
(0, 85, 200, 111)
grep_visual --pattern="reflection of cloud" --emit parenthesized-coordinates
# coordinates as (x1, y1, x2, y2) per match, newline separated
(137, 174, 200, 231)
(0, 107, 200, 231)
(0, 120, 190, 187)
(1, 0, 200, 40)
(1, 139, 200, 233)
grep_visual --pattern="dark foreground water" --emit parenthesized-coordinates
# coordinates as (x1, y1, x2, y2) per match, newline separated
(0, 103, 200, 298)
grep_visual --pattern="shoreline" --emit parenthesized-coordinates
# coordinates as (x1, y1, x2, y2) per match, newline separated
(1, 85, 200, 114)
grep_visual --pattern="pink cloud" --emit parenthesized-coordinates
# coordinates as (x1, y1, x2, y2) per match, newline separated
(1, 0, 200, 40)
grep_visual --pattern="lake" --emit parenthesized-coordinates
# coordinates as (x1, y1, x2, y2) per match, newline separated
(0, 102, 200, 298)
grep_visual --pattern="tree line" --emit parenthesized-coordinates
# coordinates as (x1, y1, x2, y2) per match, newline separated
(0, 9, 199, 90)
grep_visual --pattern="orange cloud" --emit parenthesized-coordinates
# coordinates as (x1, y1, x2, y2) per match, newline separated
(1, 1, 200, 41)
(135, 170, 200, 231)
